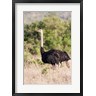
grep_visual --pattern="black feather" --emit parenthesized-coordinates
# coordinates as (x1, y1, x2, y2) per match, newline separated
(40, 47, 70, 66)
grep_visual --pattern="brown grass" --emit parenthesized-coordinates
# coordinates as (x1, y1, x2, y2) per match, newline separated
(24, 60, 71, 84)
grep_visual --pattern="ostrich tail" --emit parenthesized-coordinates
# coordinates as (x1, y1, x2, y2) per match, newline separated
(67, 54, 71, 60)
(69, 57, 71, 60)
(40, 47, 44, 54)
(64, 51, 71, 60)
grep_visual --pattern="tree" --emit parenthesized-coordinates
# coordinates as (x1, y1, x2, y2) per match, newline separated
(24, 15, 71, 65)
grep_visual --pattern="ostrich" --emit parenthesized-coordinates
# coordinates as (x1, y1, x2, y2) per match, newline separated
(36, 29, 71, 68)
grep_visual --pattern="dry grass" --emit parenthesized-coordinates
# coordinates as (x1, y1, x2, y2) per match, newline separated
(24, 60, 71, 84)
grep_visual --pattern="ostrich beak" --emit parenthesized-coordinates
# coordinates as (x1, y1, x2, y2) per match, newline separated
(35, 30, 39, 32)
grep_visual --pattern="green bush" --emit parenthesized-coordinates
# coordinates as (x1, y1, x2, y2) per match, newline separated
(24, 15, 71, 65)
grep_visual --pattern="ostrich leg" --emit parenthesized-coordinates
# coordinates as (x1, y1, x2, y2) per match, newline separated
(52, 64, 56, 70)
(61, 62, 63, 67)
(66, 61, 70, 68)
(58, 62, 61, 68)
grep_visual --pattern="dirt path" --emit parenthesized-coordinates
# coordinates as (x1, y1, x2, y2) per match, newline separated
(24, 60, 71, 84)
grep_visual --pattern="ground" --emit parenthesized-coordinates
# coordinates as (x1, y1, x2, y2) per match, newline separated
(24, 60, 71, 84)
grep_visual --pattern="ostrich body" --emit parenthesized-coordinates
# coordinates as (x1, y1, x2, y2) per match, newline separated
(37, 29, 70, 67)
(41, 47, 60, 66)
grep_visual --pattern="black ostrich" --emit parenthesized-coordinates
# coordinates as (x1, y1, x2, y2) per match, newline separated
(37, 29, 71, 68)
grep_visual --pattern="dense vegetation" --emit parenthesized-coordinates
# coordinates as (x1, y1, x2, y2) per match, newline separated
(24, 14, 71, 65)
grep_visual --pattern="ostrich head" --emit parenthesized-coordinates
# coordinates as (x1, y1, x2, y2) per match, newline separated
(37, 29, 43, 33)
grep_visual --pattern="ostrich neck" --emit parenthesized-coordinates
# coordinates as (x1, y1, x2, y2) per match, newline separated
(40, 30, 43, 47)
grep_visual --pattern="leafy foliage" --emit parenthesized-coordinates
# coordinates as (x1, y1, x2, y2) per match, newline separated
(24, 14, 71, 65)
